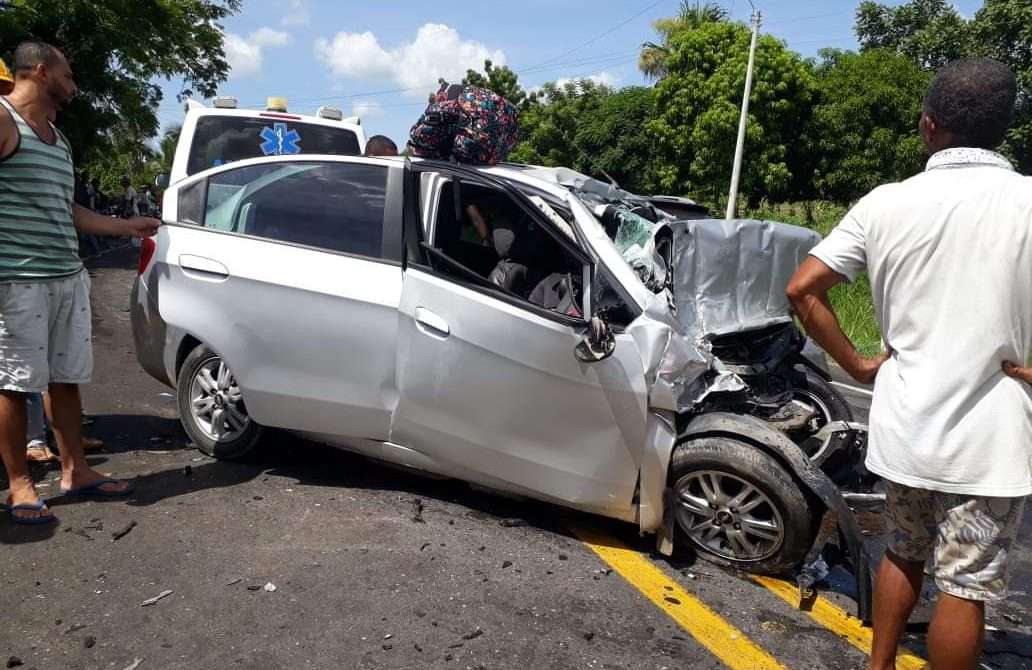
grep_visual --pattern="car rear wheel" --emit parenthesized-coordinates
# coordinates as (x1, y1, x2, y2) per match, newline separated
(670, 436, 816, 575)
(177, 344, 262, 460)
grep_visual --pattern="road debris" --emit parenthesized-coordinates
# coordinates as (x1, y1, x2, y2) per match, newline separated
(65, 526, 94, 541)
(65, 623, 86, 634)
(1001, 613, 1023, 625)
(462, 627, 484, 640)
(420, 542, 431, 551)
(112, 520, 137, 542)
(410, 498, 425, 523)
(84, 635, 97, 648)
(502, 561, 513, 569)
(499, 518, 527, 527)
(123, 659, 143, 670)
(263, 582, 277, 592)
(761, 621, 788, 634)
(224, 578, 242, 586)
(583, 631, 595, 641)
(140, 589, 173, 607)
(6, 656, 23, 668)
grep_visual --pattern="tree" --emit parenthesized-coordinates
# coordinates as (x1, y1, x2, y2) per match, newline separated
(571, 87, 658, 192)
(508, 79, 613, 176)
(855, 0, 1032, 173)
(0, 0, 240, 167)
(647, 21, 818, 206)
(462, 59, 533, 110)
(809, 49, 931, 204)
(639, 1, 728, 80)
(856, 0, 971, 68)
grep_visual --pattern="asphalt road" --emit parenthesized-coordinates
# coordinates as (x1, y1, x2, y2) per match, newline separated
(2, 246, 1031, 670)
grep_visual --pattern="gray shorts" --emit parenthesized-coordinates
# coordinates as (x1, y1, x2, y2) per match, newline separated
(0, 269, 93, 393)
(885, 481, 1026, 601)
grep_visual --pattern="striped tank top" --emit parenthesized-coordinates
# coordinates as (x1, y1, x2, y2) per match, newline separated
(0, 96, 82, 281)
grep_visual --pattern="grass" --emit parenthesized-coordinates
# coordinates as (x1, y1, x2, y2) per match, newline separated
(743, 201, 883, 357)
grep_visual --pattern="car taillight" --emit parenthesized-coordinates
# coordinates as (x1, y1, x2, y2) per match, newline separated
(138, 237, 156, 275)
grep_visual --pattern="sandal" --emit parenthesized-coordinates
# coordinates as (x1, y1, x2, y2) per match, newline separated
(26, 443, 58, 463)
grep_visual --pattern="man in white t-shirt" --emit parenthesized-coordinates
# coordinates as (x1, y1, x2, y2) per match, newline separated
(787, 58, 1031, 670)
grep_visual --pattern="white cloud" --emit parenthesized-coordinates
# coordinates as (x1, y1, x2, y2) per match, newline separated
(224, 28, 291, 78)
(554, 71, 619, 89)
(281, 0, 310, 27)
(352, 100, 384, 118)
(315, 23, 506, 97)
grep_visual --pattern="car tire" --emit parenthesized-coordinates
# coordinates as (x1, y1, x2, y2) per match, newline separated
(669, 436, 816, 575)
(177, 344, 262, 460)
(793, 367, 853, 429)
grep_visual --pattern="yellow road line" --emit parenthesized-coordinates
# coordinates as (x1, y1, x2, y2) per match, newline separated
(572, 527, 789, 670)
(750, 576, 927, 670)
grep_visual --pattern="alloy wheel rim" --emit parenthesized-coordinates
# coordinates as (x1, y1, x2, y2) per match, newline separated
(189, 358, 249, 441)
(674, 470, 785, 562)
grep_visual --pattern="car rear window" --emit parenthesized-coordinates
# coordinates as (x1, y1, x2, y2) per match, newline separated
(186, 116, 361, 176)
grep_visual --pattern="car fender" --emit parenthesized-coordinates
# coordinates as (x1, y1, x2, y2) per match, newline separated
(655, 411, 873, 622)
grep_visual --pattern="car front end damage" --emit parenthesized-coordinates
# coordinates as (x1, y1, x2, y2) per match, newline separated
(573, 198, 879, 620)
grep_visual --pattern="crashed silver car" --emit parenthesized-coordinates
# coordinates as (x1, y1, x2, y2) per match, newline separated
(132, 154, 875, 615)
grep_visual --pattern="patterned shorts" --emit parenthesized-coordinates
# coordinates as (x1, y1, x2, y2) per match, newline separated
(885, 481, 1026, 601)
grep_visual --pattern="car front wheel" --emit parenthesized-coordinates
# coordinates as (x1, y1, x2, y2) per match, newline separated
(669, 436, 816, 575)
(177, 344, 262, 460)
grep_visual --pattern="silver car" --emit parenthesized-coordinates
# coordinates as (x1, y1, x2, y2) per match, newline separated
(132, 154, 873, 606)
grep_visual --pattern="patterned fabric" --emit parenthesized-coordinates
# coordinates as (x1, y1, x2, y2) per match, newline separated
(925, 147, 1014, 172)
(408, 84, 519, 165)
(0, 96, 82, 281)
(885, 481, 1026, 601)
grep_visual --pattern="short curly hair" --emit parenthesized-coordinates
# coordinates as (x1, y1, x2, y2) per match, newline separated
(923, 58, 1017, 149)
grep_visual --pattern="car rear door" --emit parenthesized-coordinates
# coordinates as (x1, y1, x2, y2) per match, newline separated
(154, 156, 404, 439)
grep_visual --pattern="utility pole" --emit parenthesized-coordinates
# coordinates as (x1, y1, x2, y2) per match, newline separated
(726, 7, 761, 220)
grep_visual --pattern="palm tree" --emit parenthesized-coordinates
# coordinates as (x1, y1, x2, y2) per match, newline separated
(639, 1, 729, 80)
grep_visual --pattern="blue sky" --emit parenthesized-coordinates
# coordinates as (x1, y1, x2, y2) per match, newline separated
(156, 0, 985, 143)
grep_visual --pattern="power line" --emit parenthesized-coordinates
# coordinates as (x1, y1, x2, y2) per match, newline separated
(522, 0, 668, 71)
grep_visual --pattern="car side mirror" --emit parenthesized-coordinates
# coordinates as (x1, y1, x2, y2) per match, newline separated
(155, 173, 169, 189)
(575, 315, 616, 363)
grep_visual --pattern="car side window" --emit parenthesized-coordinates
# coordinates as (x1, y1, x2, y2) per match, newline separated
(178, 180, 205, 225)
(201, 161, 388, 258)
(423, 176, 585, 320)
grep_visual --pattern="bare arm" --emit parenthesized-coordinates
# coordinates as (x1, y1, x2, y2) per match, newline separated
(786, 256, 888, 384)
(73, 204, 159, 238)
(0, 105, 17, 160)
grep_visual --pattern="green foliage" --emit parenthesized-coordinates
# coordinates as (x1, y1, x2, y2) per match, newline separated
(0, 0, 239, 172)
(647, 21, 817, 206)
(856, 0, 971, 68)
(809, 49, 931, 203)
(639, 1, 728, 80)
(461, 59, 533, 110)
(857, 0, 1032, 173)
(509, 79, 610, 169)
(511, 82, 658, 192)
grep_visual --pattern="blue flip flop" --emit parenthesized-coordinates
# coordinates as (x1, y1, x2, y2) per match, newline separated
(5, 500, 56, 525)
(60, 478, 134, 498)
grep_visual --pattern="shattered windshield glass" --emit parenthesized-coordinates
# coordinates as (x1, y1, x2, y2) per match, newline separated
(608, 208, 668, 293)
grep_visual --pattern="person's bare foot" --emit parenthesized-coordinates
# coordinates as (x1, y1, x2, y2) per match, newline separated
(5, 477, 53, 523)
(60, 467, 131, 495)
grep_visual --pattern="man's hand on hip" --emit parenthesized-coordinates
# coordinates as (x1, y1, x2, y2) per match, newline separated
(1002, 361, 1032, 384)
(124, 217, 160, 238)
(849, 351, 890, 385)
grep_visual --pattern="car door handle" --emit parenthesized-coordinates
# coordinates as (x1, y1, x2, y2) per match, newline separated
(179, 255, 229, 280)
(414, 307, 450, 338)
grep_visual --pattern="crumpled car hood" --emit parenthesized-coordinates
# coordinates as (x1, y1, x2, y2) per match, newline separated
(668, 218, 821, 337)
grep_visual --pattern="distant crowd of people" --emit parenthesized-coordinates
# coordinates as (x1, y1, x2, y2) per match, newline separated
(72, 173, 160, 255)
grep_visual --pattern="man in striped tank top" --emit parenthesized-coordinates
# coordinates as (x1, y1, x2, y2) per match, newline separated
(0, 42, 159, 524)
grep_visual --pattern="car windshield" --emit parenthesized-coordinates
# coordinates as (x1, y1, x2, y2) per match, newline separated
(186, 116, 361, 176)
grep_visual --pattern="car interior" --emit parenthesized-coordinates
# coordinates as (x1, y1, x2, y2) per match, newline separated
(425, 179, 586, 319)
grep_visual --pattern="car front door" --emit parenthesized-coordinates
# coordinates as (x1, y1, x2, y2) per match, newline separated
(156, 157, 404, 439)
(391, 169, 649, 518)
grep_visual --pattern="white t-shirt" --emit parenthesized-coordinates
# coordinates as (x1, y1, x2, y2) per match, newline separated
(810, 148, 1032, 496)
